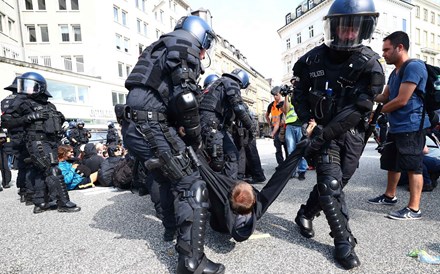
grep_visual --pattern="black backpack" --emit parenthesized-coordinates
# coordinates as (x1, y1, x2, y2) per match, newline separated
(112, 157, 134, 189)
(399, 60, 440, 113)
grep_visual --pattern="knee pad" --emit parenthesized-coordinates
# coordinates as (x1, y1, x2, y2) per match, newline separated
(317, 175, 341, 196)
(182, 179, 209, 210)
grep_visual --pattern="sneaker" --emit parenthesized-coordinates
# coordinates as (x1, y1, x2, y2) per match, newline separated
(388, 207, 422, 220)
(367, 194, 397, 205)
(298, 172, 306, 181)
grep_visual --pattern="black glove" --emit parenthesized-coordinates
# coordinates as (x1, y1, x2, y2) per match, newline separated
(26, 111, 48, 122)
(304, 135, 326, 159)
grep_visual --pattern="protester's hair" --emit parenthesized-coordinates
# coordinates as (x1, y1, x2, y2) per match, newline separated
(58, 144, 73, 160)
(383, 31, 409, 51)
(230, 181, 256, 215)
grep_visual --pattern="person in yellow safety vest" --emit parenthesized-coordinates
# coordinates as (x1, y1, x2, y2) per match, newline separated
(282, 81, 308, 181)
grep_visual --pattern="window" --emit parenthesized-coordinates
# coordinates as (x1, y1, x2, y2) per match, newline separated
(63, 56, 72, 70)
(143, 22, 148, 36)
(38, 0, 46, 10)
(423, 8, 428, 21)
(118, 62, 123, 77)
(7, 19, 13, 36)
(156, 29, 160, 39)
(122, 11, 127, 26)
(72, 25, 81, 41)
(112, 91, 126, 106)
(423, 55, 427, 62)
(42, 56, 51, 66)
(113, 6, 119, 22)
(39, 24, 49, 42)
(48, 79, 89, 104)
(286, 60, 292, 74)
(141, 0, 146, 12)
(430, 33, 435, 46)
(415, 28, 420, 44)
(0, 13, 4, 32)
(136, 19, 141, 33)
(135, 0, 139, 8)
(431, 12, 435, 24)
(138, 43, 144, 55)
(308, 25, 314, 38)
(438, 14, 440, 26)
(124, 38, 129, 53)
(115, 34, 121, 50)
(27, 25, 36, 42)
(423, 30, 428, 46)
(60, 24, 69, 42)
(59, 0, 66, 10)
(286, 38, 290, 50)
(285, 13, 291, 25)
(296, 6, 301, 18)
(25, 0, 33, 10)
(160, 10, 164, 23)
(296, 32, 301, 44)
(29, 56, 38, 64)
(308, 0, 313, 10)
(402, 18, 407, 32)
(75, 55, 84, 72)
(71, 0, 79, 10)
(430, 57, 435, 65)
(415, 5, 420, 18)
(125, 65, 131, 76)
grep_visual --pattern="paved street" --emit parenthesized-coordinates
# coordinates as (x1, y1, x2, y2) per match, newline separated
(0, 138, 439, 274)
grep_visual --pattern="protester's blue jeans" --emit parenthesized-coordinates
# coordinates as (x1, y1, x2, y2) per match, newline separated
(285, 124, 308, 174)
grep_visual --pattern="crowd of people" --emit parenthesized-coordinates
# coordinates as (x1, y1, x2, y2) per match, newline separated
(0, 0, 439, 273)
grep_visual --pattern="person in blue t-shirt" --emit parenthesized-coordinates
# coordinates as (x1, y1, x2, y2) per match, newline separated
(369, 31, 429, 220)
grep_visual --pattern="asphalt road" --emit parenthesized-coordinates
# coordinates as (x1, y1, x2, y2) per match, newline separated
(0, 139, 439, 274)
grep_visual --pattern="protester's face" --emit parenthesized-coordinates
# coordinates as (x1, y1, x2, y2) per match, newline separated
(382, 40, 400, 65)
(273, 93, 281, 102)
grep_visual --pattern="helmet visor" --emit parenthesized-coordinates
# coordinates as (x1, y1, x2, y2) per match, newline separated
(324, 15, 377, 51)
(201, 31, 216, 50)
(16, 78, 44, 94)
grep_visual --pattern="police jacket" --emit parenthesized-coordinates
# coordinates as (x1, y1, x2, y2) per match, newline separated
(70, 128, 90, 145)
(199, 77, 253, 131)
(1, 94, 64, 142)
(292, 44, 385, 141)
(125, 29, 203, 116)
(98, 156, 122, 187)
(1, 94, 26, 148)
(106, 128, 120, 144)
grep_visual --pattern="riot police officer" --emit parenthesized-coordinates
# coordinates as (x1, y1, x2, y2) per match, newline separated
(1, 72, 80, 214)
(292, 0, 385, 269)
(70, 119, 90, 156)
(202, 74, 219, 91)
(1, 77, 33, 203)
(106, 121, 120, 145)
(118, 16, 224, 273)
(199, 69, 254, 180)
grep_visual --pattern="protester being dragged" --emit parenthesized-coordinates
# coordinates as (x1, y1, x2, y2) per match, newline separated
(58, 145, 98, 190)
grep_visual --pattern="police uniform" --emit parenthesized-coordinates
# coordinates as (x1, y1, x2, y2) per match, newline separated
(1, 72, 80, 214)
(200, 72, 254, 180)
(118, 16, 224, 274)
(292, 0, 385, 269)
(1, 93, 31, 200)
(70, 122, 90, 156)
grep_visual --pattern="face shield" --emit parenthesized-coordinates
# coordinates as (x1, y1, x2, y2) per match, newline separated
(16, 78, 44, 95)
(324, 14, 378, 51)
(200, 32, 217, 69)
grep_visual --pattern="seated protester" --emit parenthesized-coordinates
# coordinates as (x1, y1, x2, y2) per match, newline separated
(97, 145, 123, 187)
(81, 143, 104, 173)
(58, 145, 98, 190)
(95, 143, 107, 158)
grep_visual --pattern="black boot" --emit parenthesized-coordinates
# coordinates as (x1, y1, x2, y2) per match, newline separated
(46, 174, 81, 213)
(334, 237, 360, 270)
(295, 189, 321, 238)
(33, 202, 57, 214)
(163, 228, 176, 242)
(177, 254, 225, 274)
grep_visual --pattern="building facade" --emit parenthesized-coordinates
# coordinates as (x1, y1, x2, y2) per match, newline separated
(277, 0, 440, 85)
(0, 0, 272, 134)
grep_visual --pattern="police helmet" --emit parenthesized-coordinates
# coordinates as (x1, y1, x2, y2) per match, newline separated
(323, 0, 379, 51)
(4, 77, 17, 93)
(69, 121, 77, 129)
(222, 69, 250, 89)
(174, 15, 216, 50)
(16, 72, 52, 97)
(77, 120, 85, 127)
(203, 74, 219, 89)
(107, 121, 115, 128)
